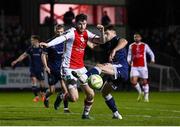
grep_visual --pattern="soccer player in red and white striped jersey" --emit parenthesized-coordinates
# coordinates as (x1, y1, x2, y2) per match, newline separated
(40, 14, 105, 119)
(127, 33, 155, 102)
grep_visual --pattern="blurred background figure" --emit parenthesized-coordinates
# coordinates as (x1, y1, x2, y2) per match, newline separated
(63, 7, 75, 26)
(101, 11, 111, 26)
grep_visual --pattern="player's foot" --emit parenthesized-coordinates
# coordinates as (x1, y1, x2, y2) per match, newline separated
(112, 111, 123, 119)
(81, 114, 93, 120)
(54, 92, 63, 110)
(137, 92, 144, 102)
(64, 109, 71, 113)
(41, 96, 45, 102)
(33, 96, 39, 102)
(44, 98, 49, 108)
(71, 71, 87, 84)
(144, 98, 149, 102)
(112, 114, 123, 120)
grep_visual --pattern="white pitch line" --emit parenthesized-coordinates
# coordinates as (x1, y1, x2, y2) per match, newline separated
(124, 106, 180, 113)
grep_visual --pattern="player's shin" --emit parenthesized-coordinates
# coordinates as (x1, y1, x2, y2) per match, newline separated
(32, 85, 39, 102)
(32, 85, 39, 97)
(63, 93, 70, 112)
(45, 89, 53, 100)
(83, 99, 94, 116)
(104, 94, 122, 119)
(142, 84, 149, 102)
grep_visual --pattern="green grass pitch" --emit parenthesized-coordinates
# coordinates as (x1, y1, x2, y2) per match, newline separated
(0, 91, 180, 126)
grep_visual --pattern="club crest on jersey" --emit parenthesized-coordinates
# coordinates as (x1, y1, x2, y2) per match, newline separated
(80, 37, 85, 42)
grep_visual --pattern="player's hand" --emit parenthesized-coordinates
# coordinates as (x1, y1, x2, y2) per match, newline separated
(40, 42, 48, 48)
(11, 61, 17, 67)
(150, 60, 155, 64)
(45, 66, 51, 74)
(109, 50, 116, 61)
(97, 24, 104, 31)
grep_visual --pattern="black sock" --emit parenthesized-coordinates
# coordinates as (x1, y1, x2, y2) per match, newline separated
(63, 94, 69, 109)
(32, 86, 39, 97)
(45, 90, 53, 99)
(40, 86, 46, 93)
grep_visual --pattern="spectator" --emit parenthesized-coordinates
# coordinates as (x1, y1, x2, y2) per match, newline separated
(101, 11, 111, 26)
(63, 7, 75, 26)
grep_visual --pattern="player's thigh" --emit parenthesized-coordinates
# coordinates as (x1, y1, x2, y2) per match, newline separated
(97, 63, 114, 75)
(130, 68, 139, 84)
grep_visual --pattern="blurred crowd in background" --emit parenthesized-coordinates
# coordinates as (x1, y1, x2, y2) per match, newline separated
(1, 21, 180, 69)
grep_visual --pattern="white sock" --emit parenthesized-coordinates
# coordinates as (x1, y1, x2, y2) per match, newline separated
(134, 83, 142, 94)
(143, 84, 149, 100)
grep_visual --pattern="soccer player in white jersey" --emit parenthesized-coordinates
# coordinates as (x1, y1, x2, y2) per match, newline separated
(40, 14, 105, 119)
(127, 33, 155, 102)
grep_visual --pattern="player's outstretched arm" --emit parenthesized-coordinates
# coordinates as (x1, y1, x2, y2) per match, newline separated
(127, 45, 132, 66)
(146, 44, 155, 63)
(97, 24, 105, 44)
(11, 52, 28, 67)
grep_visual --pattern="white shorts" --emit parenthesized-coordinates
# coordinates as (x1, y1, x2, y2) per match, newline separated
(61, 67, 88, 87)
(130, 67, 148, 79)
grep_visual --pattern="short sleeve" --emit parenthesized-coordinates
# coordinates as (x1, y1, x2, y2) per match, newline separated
(87, 30, 99, 42)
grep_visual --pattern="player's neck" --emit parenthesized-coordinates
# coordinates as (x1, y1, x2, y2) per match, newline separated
(33, 43, 39, 48)
(135, 41, 141, 44)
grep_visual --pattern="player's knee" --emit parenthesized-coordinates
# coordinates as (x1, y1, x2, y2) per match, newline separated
(142, 79, 148, 86)
(102, 92, 108, 98)
(49, 89, 55, 94)
(67, 79, 77, 86)
(130, 79, 137, 86)
(71, 96, 78, 102)
(87, 91, 95, 100)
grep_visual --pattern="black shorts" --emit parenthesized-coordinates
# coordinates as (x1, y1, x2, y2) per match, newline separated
(48, 70, 61, 86)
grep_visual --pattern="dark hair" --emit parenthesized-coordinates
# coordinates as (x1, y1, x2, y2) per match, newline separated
(75, 14, 87, 23)
(134, 33, 142, 37)
(31, 35, 40, 41)
(104, 25, 115, 31)
(55, 24, 64, 31)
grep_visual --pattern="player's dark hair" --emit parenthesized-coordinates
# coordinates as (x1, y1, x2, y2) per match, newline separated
(134, 33, 142, 37)
(31, 35, 40, 42)
(105, 25, 115, 31)
(75, 14, 87, 23)
(55, 24, 64, 31)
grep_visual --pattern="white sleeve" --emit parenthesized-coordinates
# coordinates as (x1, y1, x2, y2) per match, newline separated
(47, 30, 73, 47)
(87, 30, 99, 42)
(127, 45, 132, 63)
(146, 44, 155, 62)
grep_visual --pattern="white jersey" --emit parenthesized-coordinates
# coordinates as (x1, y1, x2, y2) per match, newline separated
(127, 42, 155, 69)
(47, 27, 98, 69)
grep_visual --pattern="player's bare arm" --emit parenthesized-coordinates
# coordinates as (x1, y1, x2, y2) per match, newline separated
(41, 53, 51, 74)
(92, 25, 105, 44)
(109, 38, 128, 61)
(40, 34, 68, 48)
(11, 52, 28, 67)
(87, 41, 98, 49)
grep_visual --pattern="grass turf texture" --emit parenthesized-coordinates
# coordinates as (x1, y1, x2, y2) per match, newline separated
(0, 91, 180, 126)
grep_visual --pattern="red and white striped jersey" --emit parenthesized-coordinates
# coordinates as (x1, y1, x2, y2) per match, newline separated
(127, 42, 155, 68)
(47, 28, 98, 69)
